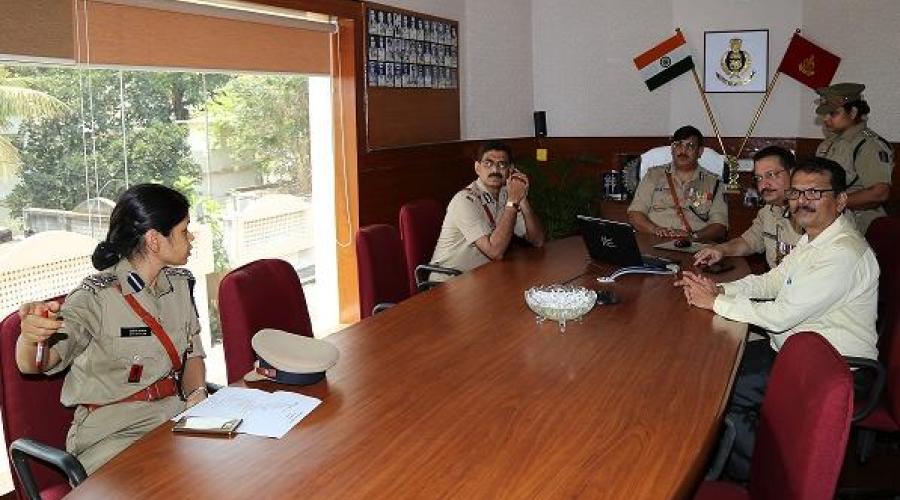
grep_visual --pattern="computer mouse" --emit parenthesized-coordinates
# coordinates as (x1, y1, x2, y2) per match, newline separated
(596, 290, 619, 305)
(674, 238, 691, 248)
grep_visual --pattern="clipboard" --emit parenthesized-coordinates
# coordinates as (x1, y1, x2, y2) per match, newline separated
(173, 416, 242, 437)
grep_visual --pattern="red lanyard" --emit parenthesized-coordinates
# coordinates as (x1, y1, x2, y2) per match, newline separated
(481, 203, 497, 230)
(116, 284, 182, 371)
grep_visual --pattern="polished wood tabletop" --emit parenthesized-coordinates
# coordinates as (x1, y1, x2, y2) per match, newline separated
(67, 236, 748, 500)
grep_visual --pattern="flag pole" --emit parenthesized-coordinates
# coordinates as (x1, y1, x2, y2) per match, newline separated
(679, 27, 735, 189)
(679, 28, 727, 158)
(735, 28, 801, 159)
(688, 65, 727, 157)
(736, 71, 783, 159)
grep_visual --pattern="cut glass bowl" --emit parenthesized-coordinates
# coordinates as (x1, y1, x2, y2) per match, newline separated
(524, 285, 597, 332)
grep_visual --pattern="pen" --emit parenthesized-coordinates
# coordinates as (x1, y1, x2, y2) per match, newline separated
(35, 309, 49, 368)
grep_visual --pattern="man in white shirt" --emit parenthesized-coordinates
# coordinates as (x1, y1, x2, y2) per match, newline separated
(676, 156, 879, 481)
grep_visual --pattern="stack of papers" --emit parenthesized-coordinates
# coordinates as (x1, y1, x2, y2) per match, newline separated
(174, 387, 322, 439)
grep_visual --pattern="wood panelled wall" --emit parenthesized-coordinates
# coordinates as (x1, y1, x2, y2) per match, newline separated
(358, 136, 900, 232)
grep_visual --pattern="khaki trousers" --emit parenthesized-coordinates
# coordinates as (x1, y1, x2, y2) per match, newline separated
(66, 396, 186, 474)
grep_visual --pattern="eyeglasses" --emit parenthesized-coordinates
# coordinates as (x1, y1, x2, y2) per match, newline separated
(480, 159, 511, 170)
(752, 168, 786, 183)
(785, 188, 835, 200)
(671, 140, 698, 152)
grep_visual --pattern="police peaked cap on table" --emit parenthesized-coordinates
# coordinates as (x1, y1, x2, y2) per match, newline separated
(244, 329, 339, 385)
(815, 82, 865, 115)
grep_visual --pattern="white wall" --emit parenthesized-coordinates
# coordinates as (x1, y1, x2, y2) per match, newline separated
(672, 0, 804, 144)
(532, 0, 673, 137)
(382, 0, 899, 142)
(464, 0, 533, 139)
(801, 0, 900, 140)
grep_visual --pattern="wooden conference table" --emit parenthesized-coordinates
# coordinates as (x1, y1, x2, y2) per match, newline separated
(68, 236, 748, 499)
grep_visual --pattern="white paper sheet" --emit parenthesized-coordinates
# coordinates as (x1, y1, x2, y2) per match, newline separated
(174, 387, 321, 439)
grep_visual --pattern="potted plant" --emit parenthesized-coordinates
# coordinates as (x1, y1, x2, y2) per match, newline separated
(516, 155, 599, 240)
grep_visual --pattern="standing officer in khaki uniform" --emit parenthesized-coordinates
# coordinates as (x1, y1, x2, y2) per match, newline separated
(430, 141, 545, 280)
(694, 145, 802, 269)
(16, 184, 209, 474)
(815, 82, 895, 234)
(628, 125, 729, 242)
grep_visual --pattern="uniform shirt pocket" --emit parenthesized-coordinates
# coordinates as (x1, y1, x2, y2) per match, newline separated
(650, 186, 674, 211)
(114, 336, 162, 386)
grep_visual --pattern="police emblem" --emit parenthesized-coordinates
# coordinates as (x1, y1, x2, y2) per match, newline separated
(716, 38, 756, 86)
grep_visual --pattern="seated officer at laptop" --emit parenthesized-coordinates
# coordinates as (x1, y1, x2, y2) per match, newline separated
(694, 145, 802, 269)
(627, 125, 728, 242)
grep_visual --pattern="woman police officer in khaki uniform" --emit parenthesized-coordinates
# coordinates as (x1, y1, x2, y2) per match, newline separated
(16, 184, 209, 474)
(815, 82, 895, 234)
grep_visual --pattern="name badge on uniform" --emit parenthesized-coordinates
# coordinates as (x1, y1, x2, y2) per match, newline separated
(120, 326, 152, 338)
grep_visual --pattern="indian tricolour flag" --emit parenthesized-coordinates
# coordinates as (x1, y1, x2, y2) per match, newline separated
(633, 31, 695, 91)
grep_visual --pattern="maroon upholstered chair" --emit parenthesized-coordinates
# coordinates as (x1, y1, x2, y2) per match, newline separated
(356, 224, 410, 319)
(398, 198, 460, 294)
(855, 280, 900, 462)
(866, 216, 900, 331)
(0, 298, 86, 500)
(694, 332, 854, 500)
(846, 216, 900, 432)
(218, 259, 313, 384)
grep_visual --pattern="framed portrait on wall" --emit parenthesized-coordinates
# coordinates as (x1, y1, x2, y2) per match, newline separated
(703, 29, 768, 93)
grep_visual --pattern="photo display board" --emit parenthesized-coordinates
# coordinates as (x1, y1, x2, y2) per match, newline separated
(366, 6, 458, 89)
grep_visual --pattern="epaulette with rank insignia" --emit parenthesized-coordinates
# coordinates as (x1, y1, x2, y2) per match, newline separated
(165, 267, 200, 318)
(78, 273, 118, 294)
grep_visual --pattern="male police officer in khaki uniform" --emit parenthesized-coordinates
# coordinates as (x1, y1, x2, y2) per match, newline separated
(694, 145, 802, 269)
(17, 261, 206, 474)
(815, 82, 895, 234)
(628, 125, 729, 242)
(430, 141, 545, 279)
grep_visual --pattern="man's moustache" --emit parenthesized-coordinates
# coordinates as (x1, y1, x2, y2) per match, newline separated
(488, 173, 503, 179)
(792, 206, 816, 213)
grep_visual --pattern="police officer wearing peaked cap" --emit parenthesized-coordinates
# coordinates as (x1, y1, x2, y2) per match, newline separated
(815, 82, 895, 234)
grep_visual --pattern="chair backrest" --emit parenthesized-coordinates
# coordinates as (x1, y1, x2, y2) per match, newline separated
(865, 216, 900, 327)
(398, 198, 445, 296)
(0, 297, 74, 499)
(878, 285, 900, 423)
(748, 332, 853, 500)
(218, 259, 313, 384)
(356, 224, 410, 319)
(639, 145, 725, 178)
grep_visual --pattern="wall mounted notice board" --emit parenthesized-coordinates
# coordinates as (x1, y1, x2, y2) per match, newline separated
(364, 2, 461, 150)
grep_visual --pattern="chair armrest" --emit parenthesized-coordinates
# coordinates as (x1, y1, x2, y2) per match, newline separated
(415, 264, 461, 292)
(845, 356, 886, 423)
(372, 303, 395, 315)
(206, 382, 224, 394)
(10, 438, 87, 498)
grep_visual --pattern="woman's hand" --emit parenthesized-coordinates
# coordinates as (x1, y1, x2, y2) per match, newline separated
(19, 301, 63, 345)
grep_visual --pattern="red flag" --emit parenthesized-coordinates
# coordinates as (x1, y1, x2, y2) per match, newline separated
(777, 34, 840, 89)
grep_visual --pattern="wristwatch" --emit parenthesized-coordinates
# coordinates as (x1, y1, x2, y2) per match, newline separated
(505, 201, 520, 211)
